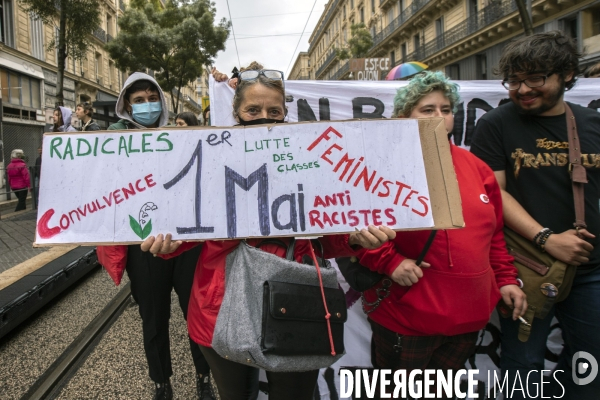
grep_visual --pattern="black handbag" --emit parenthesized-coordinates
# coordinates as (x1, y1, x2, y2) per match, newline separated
(262, 281, 347, 355)
(257, 239, 346, 356)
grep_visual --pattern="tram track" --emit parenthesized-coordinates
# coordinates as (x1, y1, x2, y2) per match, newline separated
(19, 283, 132, 400)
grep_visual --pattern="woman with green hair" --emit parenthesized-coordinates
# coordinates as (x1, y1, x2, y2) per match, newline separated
(357, 71, 526, 397)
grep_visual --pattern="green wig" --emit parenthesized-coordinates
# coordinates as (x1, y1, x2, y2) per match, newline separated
(392, 71, 461, 118)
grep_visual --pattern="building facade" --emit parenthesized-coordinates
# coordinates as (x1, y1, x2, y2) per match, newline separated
(288, 52, 310, 80)
(298, 0, 600, 81)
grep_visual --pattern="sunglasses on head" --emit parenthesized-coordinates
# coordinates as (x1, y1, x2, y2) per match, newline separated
(239, 69, 284, 83)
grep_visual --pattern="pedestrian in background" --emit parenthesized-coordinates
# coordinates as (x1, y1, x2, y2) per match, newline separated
(75, 102, 101, 131)
(33, 147, 42, 208)
(175, 112, 199, 127)
(202, 106, 210, 126)
(52, 106, 78, 132)
(6, 149, 30, 212)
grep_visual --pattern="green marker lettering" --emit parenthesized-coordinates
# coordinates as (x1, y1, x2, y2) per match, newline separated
(156, 132, 173, 152)
(50, 137, 63, 159)
(284, 137, 290, 147)
(244, 141, 254, 152)
(76, 138, 92, 156)
(142, 133, 153, 152)
(128, 135, 140, 153)
(101, 138, 115, 154)
(63, 138, 74, 160)
(118, 136, 129, 157)
(93, 137, 99, 156)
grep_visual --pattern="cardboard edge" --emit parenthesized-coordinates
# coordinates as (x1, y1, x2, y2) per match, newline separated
(418, 118, 464, 230)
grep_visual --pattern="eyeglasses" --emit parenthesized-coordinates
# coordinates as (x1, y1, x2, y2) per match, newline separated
(502, 73, 554, 91)
(239, 69, 284, 83)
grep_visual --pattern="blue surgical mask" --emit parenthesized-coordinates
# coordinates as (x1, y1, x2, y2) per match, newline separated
(131, 102, 162, 126)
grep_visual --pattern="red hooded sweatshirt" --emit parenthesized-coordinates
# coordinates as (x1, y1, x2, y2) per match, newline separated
(357, 145, 518, 336)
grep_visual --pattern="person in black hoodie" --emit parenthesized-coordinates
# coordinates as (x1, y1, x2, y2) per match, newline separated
(75, 102, 101, 131)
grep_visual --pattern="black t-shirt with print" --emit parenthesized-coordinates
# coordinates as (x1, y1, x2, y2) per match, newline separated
(471, 101, 600, 268)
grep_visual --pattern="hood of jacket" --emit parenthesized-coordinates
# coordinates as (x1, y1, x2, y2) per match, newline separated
(58, 106, 74, 131)
(115, 72, 170, 129)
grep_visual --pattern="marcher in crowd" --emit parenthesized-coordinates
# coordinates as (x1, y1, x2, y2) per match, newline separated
(471, 31, 600, 398)
(584, 62, 600, 78)
(52, 106, 78, 132)
(202, 106, 210, 126)
(75, 102, 101, 131)
(96, 72, 215, 400)
(356, 71, 526, 398)
(175, 111, 199, 127)
(141, 63, 396, 400)
(6, 149, 30, 212)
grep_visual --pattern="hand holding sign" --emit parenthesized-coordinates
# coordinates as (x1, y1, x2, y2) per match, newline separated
(348, 225, 396, 249)
(141, 233, 184, 256)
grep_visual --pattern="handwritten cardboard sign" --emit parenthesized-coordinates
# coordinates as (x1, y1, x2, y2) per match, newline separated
(34, 118, 463, 245)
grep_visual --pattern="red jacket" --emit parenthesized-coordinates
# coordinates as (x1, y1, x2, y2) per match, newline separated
(358, 145, 518, 336)
(7, 159, 30, 190)
(161, 236, 356, 347)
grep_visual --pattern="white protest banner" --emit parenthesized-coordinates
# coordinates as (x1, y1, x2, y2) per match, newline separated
(210, 77, 600, 147)
(35, 119, 461, 245)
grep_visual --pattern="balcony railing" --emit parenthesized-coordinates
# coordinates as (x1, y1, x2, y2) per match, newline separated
(404, 0, 517, 63)
(315, 50, 338, 79)
(372, 0, 432, 48)
(295, 75, 310, 80)
(107, 33, 114, 42)
(331, 61, 350, 80)
(93, 27, 106, 43)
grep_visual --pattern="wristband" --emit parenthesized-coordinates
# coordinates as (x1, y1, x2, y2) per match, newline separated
(533, 227, 551, 244)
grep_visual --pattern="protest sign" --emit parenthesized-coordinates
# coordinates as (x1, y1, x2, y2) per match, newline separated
(34, 118, 462, 245)
(210, 77, 600, 148)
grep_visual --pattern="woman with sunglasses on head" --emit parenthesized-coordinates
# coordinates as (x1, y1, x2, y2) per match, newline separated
(142, 62, 396, 400)
(355, 71, 526, 398)
(75, 102, 101, 131)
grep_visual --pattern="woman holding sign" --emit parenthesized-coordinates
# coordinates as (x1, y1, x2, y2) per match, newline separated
(356, 71, 527, 397)
(142, 64, 396, 400)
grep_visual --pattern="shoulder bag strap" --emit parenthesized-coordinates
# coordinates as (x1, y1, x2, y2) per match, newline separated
(565, 103, 587, 230)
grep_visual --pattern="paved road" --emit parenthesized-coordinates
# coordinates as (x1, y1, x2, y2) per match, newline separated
(0, 210, 47, 274)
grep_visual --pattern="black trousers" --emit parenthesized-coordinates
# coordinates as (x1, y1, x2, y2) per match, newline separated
(13, 188, 27, 211)
(199, 345, 319, 400)
(126, 245, 209, 383)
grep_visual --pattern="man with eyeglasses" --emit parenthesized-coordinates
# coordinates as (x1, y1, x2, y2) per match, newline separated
(471, 31, 600, 398)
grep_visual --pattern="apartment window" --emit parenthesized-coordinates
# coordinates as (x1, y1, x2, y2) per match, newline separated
(344, 28, 347, 43)
(371, 0, 375, 13)
(343, 5, 347, 19)
(469, 0, 478, 17)
(360, 7, 364, 23)
(30, 13, 44, 61)
(95, 52, 103, 81)
(592, 7, 600, 36)
(350, 0, 354, 9)
(476, 54, 487, 80)
(435, 17, 444, 36)
(399, 0, 405, 12)
(0, 68, 41, 108)
(401, 43, 407, 63)
(371, 26, 376, 37)
(413, 34, 420, 50)
(107, 14, 112, 36)
(109, 60, 115, 87)
(0, 0, 14, 47)
(388, 8, 394, 24)
(446, 64, 460, 80)
(390, 50, 396, 66)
